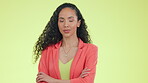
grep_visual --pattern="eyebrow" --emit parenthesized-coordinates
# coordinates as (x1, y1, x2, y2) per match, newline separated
(58, 16, 74, 19)
(68, 16, 74, 19)
(59, 17, 64, 19)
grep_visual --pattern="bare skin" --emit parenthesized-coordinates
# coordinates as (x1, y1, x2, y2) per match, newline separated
(36, 7, 90, 83)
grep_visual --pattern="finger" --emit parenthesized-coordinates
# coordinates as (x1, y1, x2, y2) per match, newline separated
(37, 72, 45, 76)
(85, 68, 91, 71)
(80, 72, 89, 77)
(81, 74, 88, 78)
(36, 76, 41, 82)
(36, 75, 45, 83)
(83, 69, 91, 71)
(37, 78, 44, 83)
(37, 73, 39, 76)
(83, 67, 89, 70)
(38, 72, 43, 75)
(82, 71, 90, 75)
(37, 72, 42, 76)
(37, 73, 42, 77)
(82, 69, 91, 73)
(36, 75, 44, 82)
(36, 77, 40, 82)
(84, 67, 91, 70)
(80, 72, 90, 77)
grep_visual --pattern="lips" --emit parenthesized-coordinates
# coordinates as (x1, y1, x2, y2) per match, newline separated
(63, 30, 70, 33)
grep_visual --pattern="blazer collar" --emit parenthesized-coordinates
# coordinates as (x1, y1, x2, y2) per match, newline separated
(54, 38, 84, 49)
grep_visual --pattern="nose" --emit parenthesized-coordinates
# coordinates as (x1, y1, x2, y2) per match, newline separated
(64, 20, 68, 28)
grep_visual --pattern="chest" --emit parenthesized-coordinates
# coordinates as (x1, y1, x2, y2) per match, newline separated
(59, 47, 78, 64)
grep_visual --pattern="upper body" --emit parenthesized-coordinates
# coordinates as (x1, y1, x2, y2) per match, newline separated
(34, 3, 99, 83)
(38, 38, 98, 83)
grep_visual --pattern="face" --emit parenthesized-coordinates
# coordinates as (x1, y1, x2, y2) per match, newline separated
(58, 7, 81, 38)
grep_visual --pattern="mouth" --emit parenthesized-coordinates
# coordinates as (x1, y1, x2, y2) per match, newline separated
(63, 30, 70, 33)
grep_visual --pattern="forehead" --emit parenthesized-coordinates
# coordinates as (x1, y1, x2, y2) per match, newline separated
(58, 8, 77, 18)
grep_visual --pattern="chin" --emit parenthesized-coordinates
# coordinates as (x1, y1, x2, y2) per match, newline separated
(62, 34, 72, 38)
(63, 35, 71, 38)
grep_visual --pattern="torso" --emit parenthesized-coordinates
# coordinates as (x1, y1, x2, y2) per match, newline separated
(59, 46, 78, 64)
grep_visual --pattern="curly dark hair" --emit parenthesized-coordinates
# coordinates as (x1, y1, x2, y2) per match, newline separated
(33, 3, 92, 63)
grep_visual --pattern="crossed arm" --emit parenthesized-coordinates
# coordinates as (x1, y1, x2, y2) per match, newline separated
(36, 67, 91, 83)
(36, 47, 98, 83)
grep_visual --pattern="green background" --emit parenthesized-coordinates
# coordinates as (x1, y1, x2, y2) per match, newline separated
(0, 0, 147, 83)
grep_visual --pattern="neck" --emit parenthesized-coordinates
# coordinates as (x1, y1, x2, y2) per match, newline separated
(61, 36, 79, 48)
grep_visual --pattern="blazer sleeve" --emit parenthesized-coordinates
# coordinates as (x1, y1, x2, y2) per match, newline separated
(38, 49, 48, 83)
(70, 45, 98, 83)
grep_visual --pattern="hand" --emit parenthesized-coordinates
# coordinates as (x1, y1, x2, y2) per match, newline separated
(36, 72, 56, 83)
(79, 67, 91, 78)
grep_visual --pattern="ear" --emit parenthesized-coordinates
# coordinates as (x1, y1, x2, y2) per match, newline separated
(77, 20, 81, 27)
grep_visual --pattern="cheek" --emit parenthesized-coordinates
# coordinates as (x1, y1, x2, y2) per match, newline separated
(58, 22, 61, 28)
(58, 24, 63, 33)
(58, 23, 63, 29)
(70, 25, 77, 34)
(69, 22, 77, 27)
(70, 24, 78, 30)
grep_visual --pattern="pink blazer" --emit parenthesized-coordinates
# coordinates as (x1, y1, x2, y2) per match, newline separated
(38, 38, 98, 83)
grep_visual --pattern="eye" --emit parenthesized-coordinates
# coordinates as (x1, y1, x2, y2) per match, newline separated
(59, 20, 64, 22)
(69, 20, 74, 22)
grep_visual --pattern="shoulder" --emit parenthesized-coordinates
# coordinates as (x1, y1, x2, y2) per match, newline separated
(83, 43, 98, 57)
(83, 43, 98, 51)
(82, 43, 98, 62)
(41, 44, 54, 56)
(41, 41, 61, 55)
(42, 45, 53, 51)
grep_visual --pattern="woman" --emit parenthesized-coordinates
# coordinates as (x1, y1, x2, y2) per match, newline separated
(33, 3, 98, 83)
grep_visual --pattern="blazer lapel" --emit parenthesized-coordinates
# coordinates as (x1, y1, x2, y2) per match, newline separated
(70, 48, 82, 79)
(53, 41, 62, 79)
(53, 38, 84, 79)
(70, 38, 84, 78)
